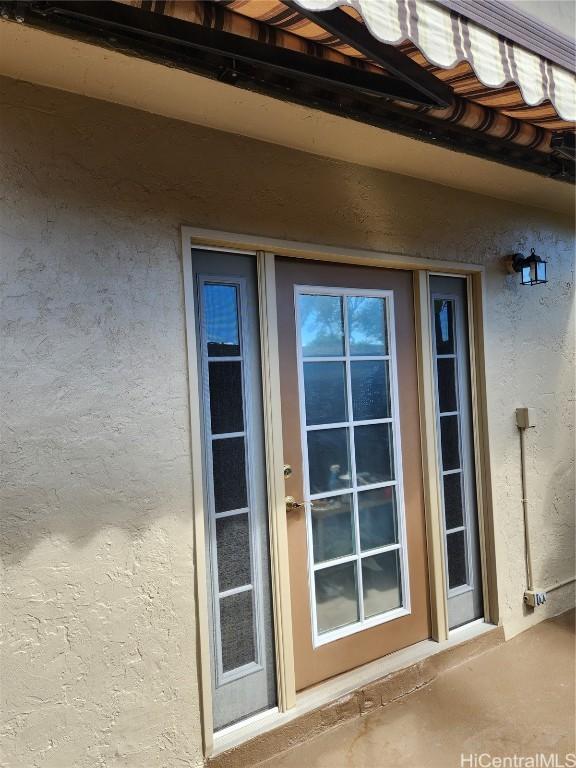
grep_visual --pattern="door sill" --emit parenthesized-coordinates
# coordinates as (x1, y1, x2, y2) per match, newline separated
(209, 620, 502, 762)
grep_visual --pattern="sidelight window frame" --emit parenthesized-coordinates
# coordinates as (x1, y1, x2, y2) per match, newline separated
(430, 291, 475, 598)
(198, 274, 266, 687)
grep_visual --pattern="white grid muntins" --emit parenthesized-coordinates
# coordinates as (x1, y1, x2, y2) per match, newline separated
(294, 286, 411, 647)
(432, 295, 473, 596)
(199, 277, 265, 686)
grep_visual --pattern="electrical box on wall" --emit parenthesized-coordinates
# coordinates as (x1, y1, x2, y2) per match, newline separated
(516, 407, 536, 429)
(524, 589, 547, 607)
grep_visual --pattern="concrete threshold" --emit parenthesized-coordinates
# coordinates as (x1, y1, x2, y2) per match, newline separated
(208, 621, 504, 768)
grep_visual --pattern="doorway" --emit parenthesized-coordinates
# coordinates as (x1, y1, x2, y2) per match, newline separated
(276, 258, 430, 690)
(184, 235, 492, 742)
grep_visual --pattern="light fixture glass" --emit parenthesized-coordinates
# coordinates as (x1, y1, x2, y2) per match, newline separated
(511, 249, 548, 286)
(521, 265, 531, 285)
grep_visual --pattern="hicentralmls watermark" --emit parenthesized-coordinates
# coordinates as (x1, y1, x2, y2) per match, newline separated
(460, 755, 576, 768)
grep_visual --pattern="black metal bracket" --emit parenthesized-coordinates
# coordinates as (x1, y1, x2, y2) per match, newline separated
(13, 0, 444, 106)
(510, 253, 527, 273)
(284, 2, 453, 108)
(551, 131, 576, 163)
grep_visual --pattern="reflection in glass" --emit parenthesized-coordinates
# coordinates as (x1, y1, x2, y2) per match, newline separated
(437, 357, 457, 414)
(348, 297, 388, 356)
(212, 437, 247, 512)
(358, 486, 398, 551)
(312, 494, 355, 563)
(362, 550, 402, 618)
(307, 428, 351, 495)
(447, 530, 467, 588)
(315, 562, 358, 633)
(216, 513, 251, 592)
(299, 295, 344, 357)
(440, 415, 460, 471)
(304, 362, 348, 425)
(209, 361, 244, 434)
(354, 423, 394, 485)
(434, 299, 454, 355)
(220, 590, 255, 671)
(204, 283, 240, 357)
(443, 472, 464, 529)
(351, 360, 390, 421)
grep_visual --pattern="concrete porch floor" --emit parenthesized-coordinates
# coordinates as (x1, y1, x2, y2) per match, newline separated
(259, 611, 575, 768)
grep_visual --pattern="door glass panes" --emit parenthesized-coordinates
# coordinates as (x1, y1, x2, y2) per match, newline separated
(351, 360, 390, 421)
(348, 296, 388, 356)
(362, 550, 402, 618)
(312, 494, 354, 563)
(304, 362, 347, 425)
(298, 290, 407, 639)
(358, 486, 398, 551)
(315, 562, 359, 634)
(299, 294, 344, 357)
(202, 280, 257, 678)
(355, 423, 394, 486)
(307, 428, 351, 494)
(432, 295, 471, 593)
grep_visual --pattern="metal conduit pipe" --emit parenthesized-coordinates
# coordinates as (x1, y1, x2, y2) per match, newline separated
(517, 409, 534, 593)
(516, 408, 576, 605)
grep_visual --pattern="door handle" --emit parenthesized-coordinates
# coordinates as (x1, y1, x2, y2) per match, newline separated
(285, 496, 307, 512)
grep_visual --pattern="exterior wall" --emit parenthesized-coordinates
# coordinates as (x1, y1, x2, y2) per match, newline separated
(0, 76, 574, 767)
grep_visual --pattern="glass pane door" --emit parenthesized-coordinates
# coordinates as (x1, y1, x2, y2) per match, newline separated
(296, 288, 410, 646)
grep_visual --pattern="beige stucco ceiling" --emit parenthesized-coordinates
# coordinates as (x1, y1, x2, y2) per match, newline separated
(0, 19, 573, 215)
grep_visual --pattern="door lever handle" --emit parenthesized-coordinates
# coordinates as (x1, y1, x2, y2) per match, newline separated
(285, 496, 307, 511)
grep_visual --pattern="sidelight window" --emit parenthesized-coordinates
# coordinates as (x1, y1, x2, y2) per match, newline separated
(200, 279, 262, 681)
(432, 296, 473, 593)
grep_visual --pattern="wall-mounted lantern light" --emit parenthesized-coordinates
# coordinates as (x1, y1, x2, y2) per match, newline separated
(508, 248, 548, 286)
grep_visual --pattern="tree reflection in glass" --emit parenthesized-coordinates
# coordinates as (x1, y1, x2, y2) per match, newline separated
(299, 295, 344, 357)
(348, 297, 388, 356)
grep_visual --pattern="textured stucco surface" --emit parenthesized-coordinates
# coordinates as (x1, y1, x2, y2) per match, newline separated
(0, 75, 574, 767)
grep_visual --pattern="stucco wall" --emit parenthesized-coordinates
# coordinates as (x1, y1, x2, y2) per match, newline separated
(1, 75, 574, 768)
